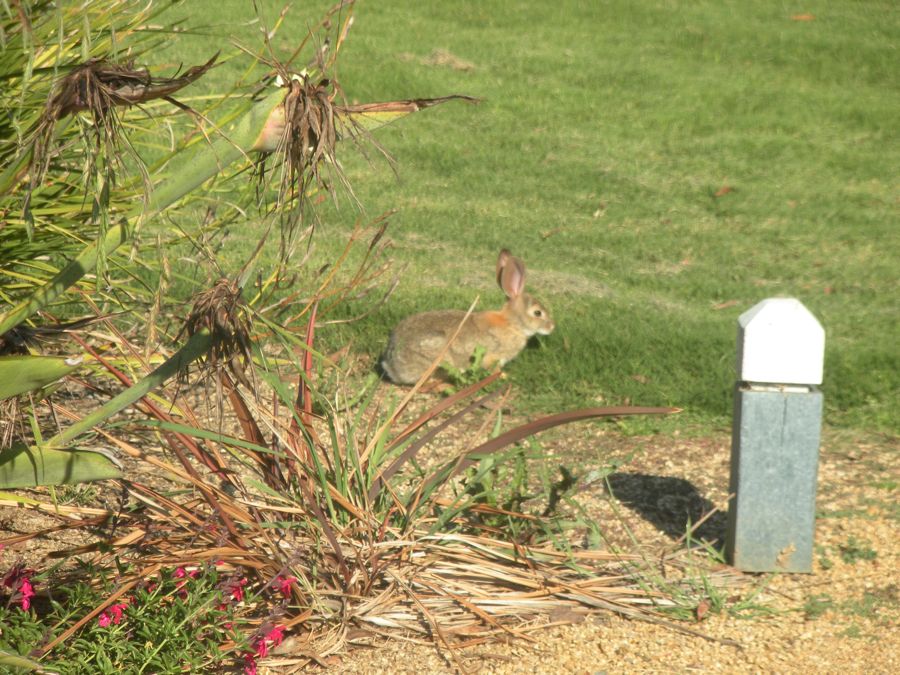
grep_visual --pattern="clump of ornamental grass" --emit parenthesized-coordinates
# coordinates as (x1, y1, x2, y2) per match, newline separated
(0, 225, 740, 671)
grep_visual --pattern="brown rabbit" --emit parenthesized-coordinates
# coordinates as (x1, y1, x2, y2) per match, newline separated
(380, 250, 555, 384)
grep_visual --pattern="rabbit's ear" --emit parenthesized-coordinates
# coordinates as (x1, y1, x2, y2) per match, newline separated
(496, 249, 512, 288)
(499, 254, 526, 299)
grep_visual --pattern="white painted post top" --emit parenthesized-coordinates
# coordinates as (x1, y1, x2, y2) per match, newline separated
(737, 298, 825, 385)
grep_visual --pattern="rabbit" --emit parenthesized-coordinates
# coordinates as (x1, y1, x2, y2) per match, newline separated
(380, 249, 555, 384)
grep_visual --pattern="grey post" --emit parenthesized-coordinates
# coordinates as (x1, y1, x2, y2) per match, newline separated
(725, 298, 825, 573)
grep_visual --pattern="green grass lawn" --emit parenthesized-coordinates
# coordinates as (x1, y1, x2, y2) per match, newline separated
(161, 0, 898, 433)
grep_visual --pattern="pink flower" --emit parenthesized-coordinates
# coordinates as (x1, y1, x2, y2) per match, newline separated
(265, 625, 285, 647)
(19, 579, 35, 611)
(97, 601, 128, 627)
(2, 566, 35, 611)
(242, 654, 258, 675)
(173, 567, 200, 599)
(174, 567, 200, 579)
(253, 625, 286, 658)
(272, 575, 297, 597)
(109, 602, 127, 623)
(227, 577, 248, 603)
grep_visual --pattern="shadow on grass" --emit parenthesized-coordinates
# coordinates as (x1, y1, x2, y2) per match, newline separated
(607, 472, 727, 545)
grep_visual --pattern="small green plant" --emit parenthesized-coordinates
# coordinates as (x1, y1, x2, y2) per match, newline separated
(843, 588, 898, 621)
(803, 594, 834, 620)
(841, 623, 864, 639)
(57, 484, 99, 506)
(441, 345, 494, 390)
(816, 546, 834, 571)
(868, 479, 897, 491)
(839, 537, 878, 564)
(701, 573, 779, 621)
(0, 561, 284, 673)
(453, 437, 593, 543)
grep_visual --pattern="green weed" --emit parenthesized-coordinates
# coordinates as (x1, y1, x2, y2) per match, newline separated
(817, 508, 872, 520)
(803, 594, 834, 620)
(839, 537, 878, 565)
(441, 345, 495, 391)
(841, 623, 863, 639)
(844, 587, 899, 621)
(816, 545, 834, 571)
(869, 480, 897, 491)
(56, 484, 100, 506)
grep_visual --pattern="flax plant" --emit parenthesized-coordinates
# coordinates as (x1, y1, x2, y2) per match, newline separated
(0, 0, 469, 485)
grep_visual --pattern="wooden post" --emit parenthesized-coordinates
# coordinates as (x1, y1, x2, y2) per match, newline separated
(726, 298, 825, 573)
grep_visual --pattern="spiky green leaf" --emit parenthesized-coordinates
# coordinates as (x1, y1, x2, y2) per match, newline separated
(0, 443, 121, 489)
(0, 354, 82, 400)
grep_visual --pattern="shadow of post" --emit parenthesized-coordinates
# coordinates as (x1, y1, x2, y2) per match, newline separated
(607, 472, 727, 545)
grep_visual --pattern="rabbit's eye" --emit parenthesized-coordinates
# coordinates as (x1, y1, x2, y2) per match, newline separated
(533, 309, 543, 317)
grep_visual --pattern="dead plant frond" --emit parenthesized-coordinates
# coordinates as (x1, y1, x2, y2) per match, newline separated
(248, 7, 477, 265)
(178, 278, 253, 388)
(26, 54, 219, 221)
(45, 54, 218, 123)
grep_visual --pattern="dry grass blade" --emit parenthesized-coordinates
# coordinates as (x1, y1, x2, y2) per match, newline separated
(268, 215, 397, 327)
(0, 514, 110, 548)
(388, 372, 503, 451)
(339, 95, 480, 117)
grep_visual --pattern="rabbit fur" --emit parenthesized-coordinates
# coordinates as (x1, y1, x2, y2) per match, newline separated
(380, 250, 555, 384)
